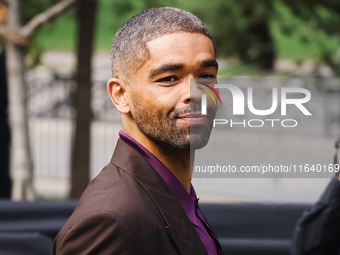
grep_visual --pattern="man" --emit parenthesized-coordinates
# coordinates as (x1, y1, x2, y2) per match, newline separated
(291, 139, 340, 255)
(52, 7, 223, 255)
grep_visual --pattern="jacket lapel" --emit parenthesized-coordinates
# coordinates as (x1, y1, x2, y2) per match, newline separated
(111, 139, 208, 255)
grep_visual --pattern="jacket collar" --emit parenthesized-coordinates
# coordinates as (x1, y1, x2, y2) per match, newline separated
(111, 139, 208, 255)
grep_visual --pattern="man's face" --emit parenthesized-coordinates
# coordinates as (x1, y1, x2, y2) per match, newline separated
(128, 32, 217, 151)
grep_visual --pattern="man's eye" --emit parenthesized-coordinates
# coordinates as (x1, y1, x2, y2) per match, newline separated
(199, 73, 216, 79)
(156, 76, 178, 83)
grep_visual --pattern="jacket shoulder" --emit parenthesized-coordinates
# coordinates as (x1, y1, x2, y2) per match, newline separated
(52, 211, 136, 254)
(53, 162, 170, 254)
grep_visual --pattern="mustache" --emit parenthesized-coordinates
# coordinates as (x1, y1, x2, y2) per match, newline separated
(170, 103, 216, 118)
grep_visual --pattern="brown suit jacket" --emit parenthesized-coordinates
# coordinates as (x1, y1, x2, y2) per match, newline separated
(51, 139, 217, 255)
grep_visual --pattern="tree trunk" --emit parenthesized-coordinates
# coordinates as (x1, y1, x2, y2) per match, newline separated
(1, 0, 76, 200)
(239, 2, 276, 71)
(250, 20, 276, 71)
(6, 0, 34, 200)
(70, 0, 97, 199)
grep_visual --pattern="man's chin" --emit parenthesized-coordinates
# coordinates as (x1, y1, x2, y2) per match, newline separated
(158, 133, 209, 151)
(188, 132, 211, 151)
(189, 123, 213, 150)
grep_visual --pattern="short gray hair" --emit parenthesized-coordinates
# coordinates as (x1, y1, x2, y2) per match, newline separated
(111, 7, 214, 82)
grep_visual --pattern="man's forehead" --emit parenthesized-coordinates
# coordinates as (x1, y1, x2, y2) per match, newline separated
(146, 32, 214, 52)
(144, 32, 215, 64)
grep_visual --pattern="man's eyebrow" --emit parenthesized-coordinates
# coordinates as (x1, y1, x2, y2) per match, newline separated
(201, 60, 219, 70)
(149, 64, 183, 79)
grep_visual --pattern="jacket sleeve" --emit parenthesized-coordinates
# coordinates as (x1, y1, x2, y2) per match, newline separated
(51, 212, 137, 255)
(291, 178, 340, 255)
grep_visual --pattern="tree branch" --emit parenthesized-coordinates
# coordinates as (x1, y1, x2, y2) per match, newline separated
(0, 25, 30, 46)
(19, 0, 76, 38)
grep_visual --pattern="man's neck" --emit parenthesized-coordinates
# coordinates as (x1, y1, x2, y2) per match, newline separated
(152, 144, 194, 193)
(123, 128, 194, 193)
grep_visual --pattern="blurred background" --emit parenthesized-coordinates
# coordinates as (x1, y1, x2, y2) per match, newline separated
(0, 0, 339, 202)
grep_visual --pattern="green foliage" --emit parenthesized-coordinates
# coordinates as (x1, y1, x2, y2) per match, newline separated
(94, 0, 136, 51)
(29, 0, 340, 74)
(26, 39, 44, 68)
(19, 0, 76, 67)
(21, 0, 61, 24)
(276, 0, 340, 74)
(272, 2, 338, 60)
(32, 12, 76, 51)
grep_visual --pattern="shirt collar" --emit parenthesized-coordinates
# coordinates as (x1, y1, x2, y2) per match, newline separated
(119, 131, 199, 223)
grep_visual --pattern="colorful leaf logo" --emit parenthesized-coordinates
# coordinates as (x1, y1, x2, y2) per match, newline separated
(196, 82, 222, 106)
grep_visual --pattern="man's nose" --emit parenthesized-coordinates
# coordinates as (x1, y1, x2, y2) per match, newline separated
(182, 77, 202, 103)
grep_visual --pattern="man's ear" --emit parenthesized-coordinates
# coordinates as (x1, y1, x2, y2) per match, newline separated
(107, 78, 130, 114)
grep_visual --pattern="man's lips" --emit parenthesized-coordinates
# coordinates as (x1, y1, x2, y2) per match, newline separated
(177, 113, 208, 124)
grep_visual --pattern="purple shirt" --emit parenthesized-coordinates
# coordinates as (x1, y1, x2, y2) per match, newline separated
(119, 131, 221, 255)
